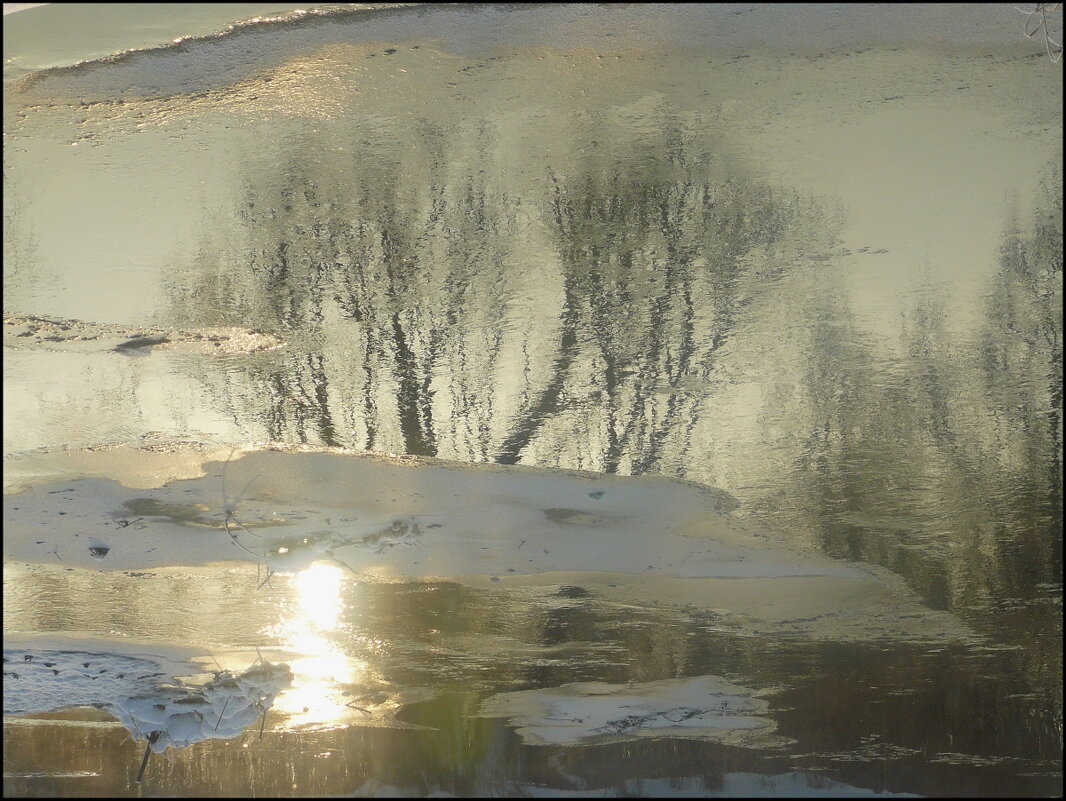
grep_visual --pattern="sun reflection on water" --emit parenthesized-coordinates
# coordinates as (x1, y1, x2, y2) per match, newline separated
(270, 562, 365, 729)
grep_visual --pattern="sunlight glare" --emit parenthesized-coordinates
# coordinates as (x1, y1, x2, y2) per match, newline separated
(272, 562, 365, 728)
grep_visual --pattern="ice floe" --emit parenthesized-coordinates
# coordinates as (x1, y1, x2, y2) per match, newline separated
(111, 659, 293, 753)
(3, 444, 974, 642)
(3, 636, 292, 762)
(477, 675, 780, 747)
(2, 312, 284, 355)
(3, 645, 176, 716)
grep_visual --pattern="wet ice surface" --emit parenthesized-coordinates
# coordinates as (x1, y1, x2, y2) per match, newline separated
(2, 445, 971, 643)
(1, 443, 1047, 796)
(3, 644, 182, 716)
(1, 446, 1002, 791)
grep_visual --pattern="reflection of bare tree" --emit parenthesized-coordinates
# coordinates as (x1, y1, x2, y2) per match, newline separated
(775, 163, 1062, 624)
(167, 107, 1060, 689)
(170, 121, 518, 456)
(975, 166, 1063, 601)
(170, 109, 824, 468)
(981, 169, 1063, 485)
(498, 119, 826, 471)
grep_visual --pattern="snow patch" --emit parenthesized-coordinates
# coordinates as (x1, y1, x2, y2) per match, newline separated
(477, 675, 779, 747)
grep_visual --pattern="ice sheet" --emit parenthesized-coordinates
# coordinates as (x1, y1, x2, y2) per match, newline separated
(3, 444, 973, 642)
(2, 633, 202, 715)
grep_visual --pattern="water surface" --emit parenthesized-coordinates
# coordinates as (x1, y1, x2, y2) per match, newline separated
(3, 3, 1062, 797)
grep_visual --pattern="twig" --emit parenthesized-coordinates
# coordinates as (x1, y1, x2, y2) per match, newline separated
(214, 696, 230, 730)
(1016, 3, 1063, 62)
(135, 731, 160, 783)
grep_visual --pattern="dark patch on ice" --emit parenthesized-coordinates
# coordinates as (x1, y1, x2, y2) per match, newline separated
(114, 335, 170, 352)
(124, 498, 211, 524)
(555, 585, 592, 599)
(543, 508, 608, 526)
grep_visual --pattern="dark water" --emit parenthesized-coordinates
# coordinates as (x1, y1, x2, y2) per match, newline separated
(3, 3, 1062, 797)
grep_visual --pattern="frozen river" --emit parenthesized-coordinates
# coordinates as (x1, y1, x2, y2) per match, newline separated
(3, 3, 1062, 796)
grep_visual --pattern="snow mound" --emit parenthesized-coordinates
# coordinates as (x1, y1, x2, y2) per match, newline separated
(112, 659, 293, 752)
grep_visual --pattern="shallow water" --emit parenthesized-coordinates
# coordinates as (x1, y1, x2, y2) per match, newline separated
(3, 3, 1062, 797)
